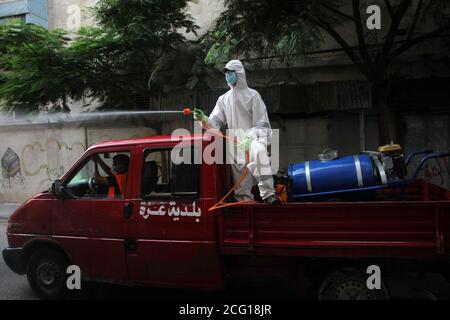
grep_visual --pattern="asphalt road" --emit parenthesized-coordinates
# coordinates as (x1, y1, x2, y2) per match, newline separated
(2, 219, 450, 300)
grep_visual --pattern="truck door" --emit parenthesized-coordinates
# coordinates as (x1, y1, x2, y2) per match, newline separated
(52, 148, 134, 282)
(126, 145, 224, 290)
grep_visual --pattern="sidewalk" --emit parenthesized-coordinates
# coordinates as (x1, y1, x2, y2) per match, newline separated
(0, 203, 20, 220)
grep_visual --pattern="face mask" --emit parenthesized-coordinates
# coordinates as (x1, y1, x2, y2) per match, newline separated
(225, 71, 237, 86)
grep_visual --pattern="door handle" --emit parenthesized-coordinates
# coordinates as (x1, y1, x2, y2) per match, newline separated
(123, 202, 133, 219)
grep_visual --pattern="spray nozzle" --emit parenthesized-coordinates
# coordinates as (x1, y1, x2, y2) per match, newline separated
(183, 108, 193, 117)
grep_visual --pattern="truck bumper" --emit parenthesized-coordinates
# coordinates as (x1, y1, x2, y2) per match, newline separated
(2, 247, 26, 275)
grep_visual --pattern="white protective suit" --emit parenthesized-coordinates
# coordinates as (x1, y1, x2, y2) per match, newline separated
(206, 60, 276, 201)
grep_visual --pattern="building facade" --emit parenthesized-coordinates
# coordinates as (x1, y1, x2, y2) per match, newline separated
(0, 0, 49, 27)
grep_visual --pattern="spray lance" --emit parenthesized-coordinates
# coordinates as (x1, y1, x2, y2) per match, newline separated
(182, 108, 193, 117)
(181, 107, 254, 211)
(182, 107, 239, 144)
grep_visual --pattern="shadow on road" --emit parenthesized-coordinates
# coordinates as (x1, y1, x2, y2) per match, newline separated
(67, 277, 300, 300)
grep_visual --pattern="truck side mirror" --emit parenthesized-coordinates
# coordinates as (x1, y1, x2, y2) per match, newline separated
(52, 180, 65, 198)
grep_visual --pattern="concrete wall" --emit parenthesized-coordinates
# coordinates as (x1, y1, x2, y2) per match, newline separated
(0, 112, 448, 204)
(0, 123, 157, 203)
(275, 112, 380, 172)
(403, 114, 450, 190)
(276, 117, 330, 173)
(0, 113, 373, 203)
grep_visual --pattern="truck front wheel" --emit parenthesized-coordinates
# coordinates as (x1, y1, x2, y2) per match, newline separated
(26, 248, 69, 300)
(318, 268, 389, 300)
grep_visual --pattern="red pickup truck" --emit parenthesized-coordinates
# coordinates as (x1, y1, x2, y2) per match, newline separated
(3, 134, 450, 299)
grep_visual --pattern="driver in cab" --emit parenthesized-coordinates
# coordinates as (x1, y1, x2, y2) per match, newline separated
(93, 154, 129, 198)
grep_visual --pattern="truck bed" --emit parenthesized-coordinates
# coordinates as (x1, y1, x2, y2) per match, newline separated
(218, 181, 450, 259)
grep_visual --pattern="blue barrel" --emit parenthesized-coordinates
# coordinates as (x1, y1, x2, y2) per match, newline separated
(288, 154, 377, 198)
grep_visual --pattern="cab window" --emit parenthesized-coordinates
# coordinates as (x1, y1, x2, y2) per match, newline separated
(65, 151, 131, 199)
(141, 147, 200, 199)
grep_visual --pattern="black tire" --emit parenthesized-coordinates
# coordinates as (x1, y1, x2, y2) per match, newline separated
(318, 268, 389, 300)
(26, 248, 70, 300)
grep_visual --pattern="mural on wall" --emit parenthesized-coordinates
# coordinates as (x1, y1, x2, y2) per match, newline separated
(423, 158, 449, 187)
(1, 148, 25, 189)
(21, 139, 85, 187)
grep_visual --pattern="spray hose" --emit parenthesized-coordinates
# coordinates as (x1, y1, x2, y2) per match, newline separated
(183, 108, 256, 212)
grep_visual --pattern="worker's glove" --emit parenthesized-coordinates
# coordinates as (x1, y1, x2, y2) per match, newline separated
(238, 135, 253, 152)
(193, 108, 208, 123)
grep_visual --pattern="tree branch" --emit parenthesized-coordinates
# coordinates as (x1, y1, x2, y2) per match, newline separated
(321, 3, 355, 22)
(389, 22, 450, 58)
(315, 18, 370, 78)
(352, 0, 373, 67)
(407, 0, 423, 40)
(136, 46, 153, 68)
(419, 0, 436, 22)
(149, 48, 166, 69)
(384, 0, 393, 18)
(115, 71, 147, 78)
(378, 0, 412, 62)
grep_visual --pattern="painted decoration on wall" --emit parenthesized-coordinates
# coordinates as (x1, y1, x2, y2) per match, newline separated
(1, 147, 24, 189)
(21, 139, 85, 187)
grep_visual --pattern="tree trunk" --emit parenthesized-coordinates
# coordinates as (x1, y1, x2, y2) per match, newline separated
(61, 96, 71, 113)
(372, 80, 397, 145)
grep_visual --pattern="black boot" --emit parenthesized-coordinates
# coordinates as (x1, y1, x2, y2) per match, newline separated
(265, 194, 281, 205)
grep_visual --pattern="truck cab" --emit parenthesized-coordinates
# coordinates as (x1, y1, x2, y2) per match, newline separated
(3, 134, 226, 299)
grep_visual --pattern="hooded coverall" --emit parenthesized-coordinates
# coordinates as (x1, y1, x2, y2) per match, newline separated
(205, 60, 276, 201)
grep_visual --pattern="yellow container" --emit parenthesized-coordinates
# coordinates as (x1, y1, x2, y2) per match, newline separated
(378, 144, 402, 153)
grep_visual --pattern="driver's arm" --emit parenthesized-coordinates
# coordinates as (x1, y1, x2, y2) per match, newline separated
(93, 154, 113, 177)
(94, 171, 118, 188)
(94, 173, 109, 185)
